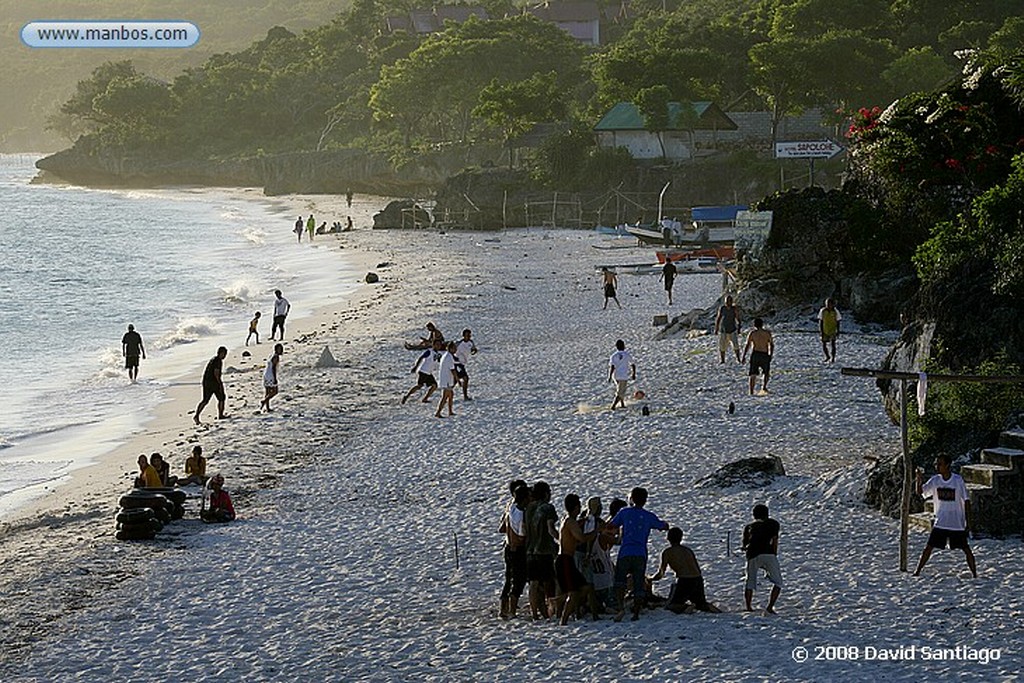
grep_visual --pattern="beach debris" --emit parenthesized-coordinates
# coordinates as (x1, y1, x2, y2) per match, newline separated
(365, 272, 379, 283)
(315, 346, 342, 368)
(376, 261, 393, 268)
(728, 401, 735, 414)
(696, 455, 786, 489)
(641, 405, 650, 416)
(502, 285, 517, 291)
(241, 350, 251, 358)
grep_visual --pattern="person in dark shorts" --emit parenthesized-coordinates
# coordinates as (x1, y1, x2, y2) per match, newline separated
(660, 259, 677, 305)
(741, 317, 774, 395)
(525, 481, 559, 619)
(271, 290, 290, 341)
(742, 504, 782, 614)
(194, 346, 228, 424)
(555, 494, 598, 624)
(498, 480, 529, 619)
(651, 527, 722, 613)
(121, 324, 146, 383)
(401, 339, 442, 405)
(914, 453, 977, 578)
(602, 267, 621, 309)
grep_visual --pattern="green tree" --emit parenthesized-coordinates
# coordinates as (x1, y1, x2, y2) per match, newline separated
(882, 47, 955, 95)
(473, 72, 566, 168)
(634, 85, 672, 159)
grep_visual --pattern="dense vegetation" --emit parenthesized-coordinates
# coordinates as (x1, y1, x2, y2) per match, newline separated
(47, 0, 1024, 172)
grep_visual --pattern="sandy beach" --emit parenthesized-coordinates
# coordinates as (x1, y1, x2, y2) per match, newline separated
(0, 193, 1019, 682)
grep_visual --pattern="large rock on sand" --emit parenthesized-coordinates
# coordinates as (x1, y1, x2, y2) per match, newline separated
(696, 456, 786, 489)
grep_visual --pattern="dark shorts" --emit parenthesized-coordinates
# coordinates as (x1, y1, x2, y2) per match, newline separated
(613, 554, 648, 598)
(526, 554, 555, 583)
(927, 527, 969, 550)
(749, 350, 771, 376)
(454, 363, 468, 380)
(125, 355, 140, 369)
(556, 554, 589, 593)
(202, 382, 225, 402)
(272, 315, 286, 329)
(604, 283, 616, 298)
(664, 278, 674, 291)
(502, 545, 528, 599)
(669, 576, 712, 610)
(416, 372, 437, 388)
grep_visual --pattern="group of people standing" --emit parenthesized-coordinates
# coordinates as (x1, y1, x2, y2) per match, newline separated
(498, 480, 786, 623)
(401, 325, 477, 418)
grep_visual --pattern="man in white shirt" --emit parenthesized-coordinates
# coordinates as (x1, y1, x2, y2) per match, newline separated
(913, 453, 977, 578)
(271, 290, 291, 341)
(435, 341, 458, 418)
(607, 339, 636, 410)
(454, 328, 477, 400)
(402, 339, 442, 405)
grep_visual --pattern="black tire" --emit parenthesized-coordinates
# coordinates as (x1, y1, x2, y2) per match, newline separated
(115, 529, 156, 541)
(148, 518, 164, 533)
(142, 488, 187, 505)
(117, 521, 154, 533)
(155, 507, 172, 524)
(120, 493, 170, 510)
(170, 504, 185, 520)
(116, 508, 155, 524)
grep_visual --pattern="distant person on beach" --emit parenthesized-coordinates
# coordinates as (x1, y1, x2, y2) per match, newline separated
(913, 453, 977, 578)
(202, 473, 235, 523)
(498, 480, 529, 619)
(715, 295, 741, 364)
(525, 481, 559, 620)
(402, 339, 442, 405)
(742, 504, 782, 614)
(435, 341, 458, 418)
(651, 527, 722, 614)
(246, 311, 261, 346)
(271, 290, 290, 341)
(135, 454, 162, 488)
(556, 494, 599, 624)
(608, 487, 669, 622)
(294, 216, 303, 242)
(454, 329, 477, 400)
(121, 324, 146, 383)
(346, 189, 353, 208)
(818, 298, 842, 363)
(194, 346, 228, 424)
(741, 318, 774, 395)
(608, 339, 636, 410)
(306, 214, 315, 241)
(422, 322, 443, 346)
(260, 343, 284, 412)
(659, 260, 677, 306)
(346, 216, 353, 231)
(150, 452, 176, 486)
(602, 267, 621, 309)
(316, 221, 328, 235)
(180, 445, 207, 486)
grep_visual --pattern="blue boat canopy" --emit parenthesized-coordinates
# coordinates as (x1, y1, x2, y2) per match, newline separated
(691, 205, 748, 222)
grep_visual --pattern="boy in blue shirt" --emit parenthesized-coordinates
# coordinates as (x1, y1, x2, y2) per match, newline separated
(609, 487, 669, 622)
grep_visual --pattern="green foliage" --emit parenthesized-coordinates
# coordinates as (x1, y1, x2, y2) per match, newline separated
(532, 128, 632, 191)
(907, 354, 1024, 450)
(473, 72, 566, 167)
(882, 47, 955, 95)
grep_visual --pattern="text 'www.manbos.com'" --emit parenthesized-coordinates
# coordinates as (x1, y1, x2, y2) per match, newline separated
(22, 21, 200, 48)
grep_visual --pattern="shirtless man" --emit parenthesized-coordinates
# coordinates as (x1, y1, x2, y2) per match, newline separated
(556, 494, 599, 624)
(741, 317, 774, 395)
(651, 527, 722, 613)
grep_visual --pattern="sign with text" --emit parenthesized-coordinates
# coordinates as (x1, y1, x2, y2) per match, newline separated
(734, 210, 773, 260)
(774, 140, 844, 159)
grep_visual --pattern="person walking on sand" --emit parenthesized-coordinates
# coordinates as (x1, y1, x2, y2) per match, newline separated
(741, 317, 774, 395)
(602, 267, 621, 309)
(454, 328, 477, 400)
(608, 339, 636, 410)
(435, 341, 458, 418)
(715, 295, 742, 364)
(271, 290, 290, 341)
(651, 527, 722, 614)
(913, 453, 977, 578)
(659, 259, 677, 305)
(294, 216, 304, 243)
(260, 343, 284, 412)
(402, 339, 442, 405)
(346, 189, 353, 208)
(608, 487, 669, 622)
(194, 346, 228, 424)
(818, 298, 842, 363)
(246, 311, 261, 346)
(742, 504, 782, 614)
(121, 324, 146, 383)
(306, 214, 315, 241)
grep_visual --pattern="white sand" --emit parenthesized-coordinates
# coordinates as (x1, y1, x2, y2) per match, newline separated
(0, 205, 1019, 682)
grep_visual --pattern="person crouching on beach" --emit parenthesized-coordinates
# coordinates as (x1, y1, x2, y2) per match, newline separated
(202, 474, 235, 523)
(260, 343, 284, 412)
(651, 527, 722, 614)
(246, 311, 261, 346)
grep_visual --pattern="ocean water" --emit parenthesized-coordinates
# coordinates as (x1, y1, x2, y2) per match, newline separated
(0, 155, 360, 516)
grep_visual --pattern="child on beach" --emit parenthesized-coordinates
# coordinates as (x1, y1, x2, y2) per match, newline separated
(260, 343, 284, 412)
(202, 474, 235, 523)
(246, 311, 261, 346)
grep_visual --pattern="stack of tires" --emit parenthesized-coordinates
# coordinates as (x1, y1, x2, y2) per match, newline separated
(115, 488, 187, 541)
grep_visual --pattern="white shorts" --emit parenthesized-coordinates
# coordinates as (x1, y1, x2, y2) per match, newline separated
(745, 554, 783, 591)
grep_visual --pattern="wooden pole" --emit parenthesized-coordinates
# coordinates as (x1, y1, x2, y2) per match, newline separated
(899, 378, 910, 572)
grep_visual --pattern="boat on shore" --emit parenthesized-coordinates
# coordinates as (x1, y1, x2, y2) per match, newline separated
(656, 245, 735, 262)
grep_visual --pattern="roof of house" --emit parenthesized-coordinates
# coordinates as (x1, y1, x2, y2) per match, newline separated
(594, 101, 739, 132)
(387, 6, 489, 34)
(527, 1, 601, 23)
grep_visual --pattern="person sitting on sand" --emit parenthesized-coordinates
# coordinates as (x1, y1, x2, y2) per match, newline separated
(246, 311, 261, 346)
(316, 221, 328, 235)
(651, 527, 722, 614)
(555, 494, 599, 624)
(135, 454, 162, 488)
(202, 474, 236, 523)
(149, 452, 176, 487)
(179, 445, 207, 486)
(423, 322, 444, 346)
